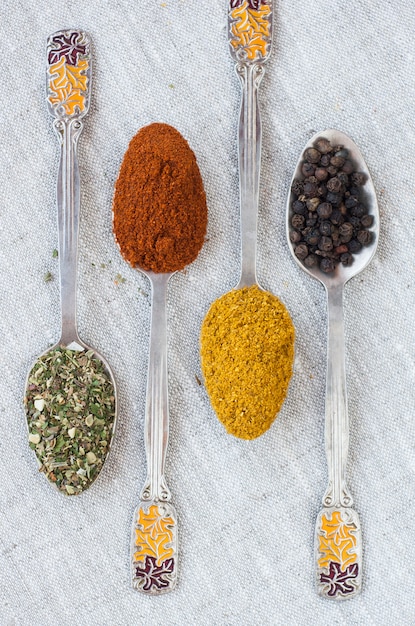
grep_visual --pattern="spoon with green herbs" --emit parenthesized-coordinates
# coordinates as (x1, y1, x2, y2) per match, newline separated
(24, 30, 117, 496)
(287, 129, 379, 598)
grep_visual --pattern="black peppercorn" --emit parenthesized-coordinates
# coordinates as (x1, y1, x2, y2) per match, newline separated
(320, 154, 331, 167)
(345, 196, 358, 209)
(341, 160, 354, 175)
(306, 217, 318, 227)
(301, 162, 315, 177)
(306, 197, 320, 212)
(326, 191, 342, 206)
(348, 216, 361, 229)
(330, 156, 345, 168)
(304, 148, 321, 164)
(319, 221, 332, 236)
(357, 230, 372, 245)
(304, 254, 318, 268)
(317, 184, 328, 197)
(290, 230, 301, 243)
(348, 239, 362, 253)
(326, 165, 338, 177)
(330, 209, 345, 226)
(305, 228, 320, 246)
(317, 202, 332, 219)
(315, 167, 328, 181)
(292, 179, 303, 195)
(303, 181, 319, 197)
(292, 200, 307, 215)
(326, 177, 343, 193)
(350, 204, 366, 218)
(337, 171, 349, 186)
(294, 243, 309, 260)
(318, 236, 333, 252)
(292, 214, 305, 229)
(338, 222, 354, 242)
(360, 214, 374, 228)
(351, 172, 365, 186)
(320, 258, 335, 273)
(340, 252, 353, 266)
(315, 138, 332, 154)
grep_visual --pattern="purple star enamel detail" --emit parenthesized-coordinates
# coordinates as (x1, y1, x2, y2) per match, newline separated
(135, 556, 175, 592)
(48, 32, 87, 66)
(320, 562, 359, 597)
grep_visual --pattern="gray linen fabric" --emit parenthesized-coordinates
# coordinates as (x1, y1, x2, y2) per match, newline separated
(1, 1, 414, 624)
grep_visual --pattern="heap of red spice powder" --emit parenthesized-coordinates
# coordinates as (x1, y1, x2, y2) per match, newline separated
(113, 123, 207, 273)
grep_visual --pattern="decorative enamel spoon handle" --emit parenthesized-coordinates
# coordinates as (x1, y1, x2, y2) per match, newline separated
(131, 272, 178, 594)
(315, 285, 362, 599)
(46, 30, 91, 346)
(228, 0, 273, 288)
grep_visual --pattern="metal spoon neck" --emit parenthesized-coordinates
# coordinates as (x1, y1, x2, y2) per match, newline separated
(236, 60, 265, 297)
(140, 269, 173, 503)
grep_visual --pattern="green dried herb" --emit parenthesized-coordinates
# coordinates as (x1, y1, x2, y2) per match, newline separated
(44, 272, 53, 282)
(114, 273, 126, 285)
(24, 347, 116, 495)
(52, 249, 58, 258)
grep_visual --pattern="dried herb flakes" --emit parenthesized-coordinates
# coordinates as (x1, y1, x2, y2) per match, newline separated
(24, 347, 115, 495)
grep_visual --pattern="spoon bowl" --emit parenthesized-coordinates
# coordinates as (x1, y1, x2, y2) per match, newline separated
(286, 129, 379, 288)
(25, 337, 118, 493)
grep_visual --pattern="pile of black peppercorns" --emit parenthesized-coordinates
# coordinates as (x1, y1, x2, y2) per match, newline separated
(290, 137, 374, 273)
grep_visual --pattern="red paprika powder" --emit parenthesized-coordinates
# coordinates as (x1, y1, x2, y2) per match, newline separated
(113, 123, 207, 273)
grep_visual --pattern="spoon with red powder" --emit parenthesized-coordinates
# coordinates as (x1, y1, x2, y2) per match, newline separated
(113, 123, 207, 593)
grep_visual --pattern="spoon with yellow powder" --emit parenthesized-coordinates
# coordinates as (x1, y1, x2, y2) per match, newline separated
(200, 0, 295, 440)
(287, 130, 379, 598)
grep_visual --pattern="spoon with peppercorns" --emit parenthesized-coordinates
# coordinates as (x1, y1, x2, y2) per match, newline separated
(287, 130, 379, 599)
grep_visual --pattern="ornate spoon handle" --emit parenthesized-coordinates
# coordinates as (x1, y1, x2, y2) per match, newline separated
(315, 284, 362, 599)
(228, 0, 273, 288)
(46, 29, 91, 346)
(131, 272, 177, 594)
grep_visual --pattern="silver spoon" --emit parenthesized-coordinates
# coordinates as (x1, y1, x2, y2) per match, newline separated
(24, 30, 117, 494)
(287, 129, 379, 599)
(200, 1, 294, 440)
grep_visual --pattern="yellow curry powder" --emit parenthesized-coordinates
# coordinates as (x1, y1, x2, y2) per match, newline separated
(200, 285, 295, 440)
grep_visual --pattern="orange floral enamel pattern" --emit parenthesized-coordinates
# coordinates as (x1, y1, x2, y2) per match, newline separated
(132, 502, 177, 593)
(316, 509, 361, 598)
(229, 0, 272, 61)
(47, 31, 90, 117)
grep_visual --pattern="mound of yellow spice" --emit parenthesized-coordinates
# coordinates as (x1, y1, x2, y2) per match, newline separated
(200, 285, 295, 440)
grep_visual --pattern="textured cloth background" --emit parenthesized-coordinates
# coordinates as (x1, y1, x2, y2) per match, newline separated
(1, 1, 414, 624)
